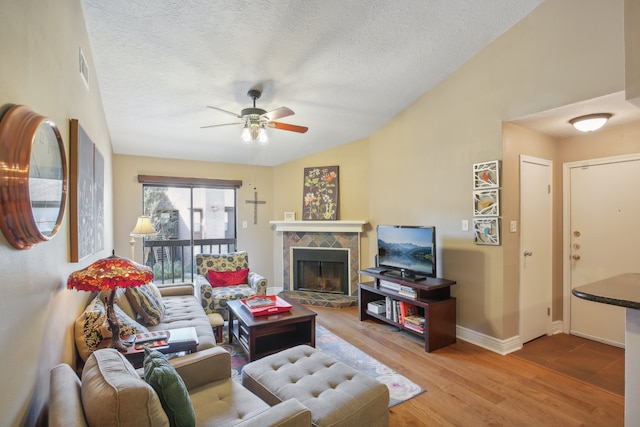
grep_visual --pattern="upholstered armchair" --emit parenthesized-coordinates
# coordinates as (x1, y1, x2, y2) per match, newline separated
(195, 251, 267, 320)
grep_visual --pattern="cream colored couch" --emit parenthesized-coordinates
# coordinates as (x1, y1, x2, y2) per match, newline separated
(49, 347, 312, 427)
(75, 282, 216, 363)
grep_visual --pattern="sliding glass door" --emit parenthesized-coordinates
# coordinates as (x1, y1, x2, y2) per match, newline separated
(142, 185, 237, 283)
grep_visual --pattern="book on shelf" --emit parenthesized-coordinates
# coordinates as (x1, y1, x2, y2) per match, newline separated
(398, 288, 417, 299)
(403, 321, 424, 333)
(380, 280, 401, 291)
(385, 296, 392, 320)
(405, 304, 420, 318)
(404, 315, 425, 326)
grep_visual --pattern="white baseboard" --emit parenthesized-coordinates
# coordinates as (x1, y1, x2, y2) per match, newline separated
(457, 320, 567, 355)
(456, 325, 522, 355)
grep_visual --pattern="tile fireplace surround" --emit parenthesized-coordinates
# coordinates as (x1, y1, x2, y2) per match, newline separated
(270, 220, 367, 295)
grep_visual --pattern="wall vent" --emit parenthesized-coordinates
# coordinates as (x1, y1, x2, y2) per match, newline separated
(79, 47, 89, 89)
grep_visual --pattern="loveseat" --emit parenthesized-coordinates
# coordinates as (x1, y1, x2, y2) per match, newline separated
(195, 252, 267, 320)
(49, 347, 312, 427)
(75, 282, 215, 363)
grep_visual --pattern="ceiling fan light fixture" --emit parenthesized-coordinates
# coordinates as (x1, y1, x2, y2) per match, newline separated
(257, 127, 269, 145)
(241, 124, 252, 144)
(569, 113, 612, 132)
(204, 88, 306, 144)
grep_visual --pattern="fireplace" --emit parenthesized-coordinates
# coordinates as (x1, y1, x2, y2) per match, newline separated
(292, 248, 349, 294)
(270, 220, 367, 296)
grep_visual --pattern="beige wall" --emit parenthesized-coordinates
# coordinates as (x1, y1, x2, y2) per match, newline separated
(272, 138, 371, 285)
(362, 0, 626, 340)
(0, 1, 114, 425)
(1, 0, 637, 425)
(626, 0, 640, 105)
(113, 155, 275, 282)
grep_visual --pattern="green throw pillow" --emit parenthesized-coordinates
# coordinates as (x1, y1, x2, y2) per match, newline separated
(143, 348, 196, 427)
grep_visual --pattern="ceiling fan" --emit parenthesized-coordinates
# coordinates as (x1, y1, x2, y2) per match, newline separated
(202, 89, 308, 145)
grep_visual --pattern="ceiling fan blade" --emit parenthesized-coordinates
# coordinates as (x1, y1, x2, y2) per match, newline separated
(200, 122, 243, 129)
(206, 106, 242, 118)
(268, 121, 309, 133)
(262, 107, 294, 121)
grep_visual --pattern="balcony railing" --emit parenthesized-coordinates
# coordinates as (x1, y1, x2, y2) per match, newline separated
(143, 238, 236, 284)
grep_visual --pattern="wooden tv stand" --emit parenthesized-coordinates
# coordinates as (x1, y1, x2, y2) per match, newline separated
(358, 269, 456, 352)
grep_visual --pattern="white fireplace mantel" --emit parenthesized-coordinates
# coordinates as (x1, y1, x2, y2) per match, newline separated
(270, 220, 367, 233)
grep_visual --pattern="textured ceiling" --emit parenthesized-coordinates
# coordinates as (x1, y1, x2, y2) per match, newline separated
(81, 0, 545, 166)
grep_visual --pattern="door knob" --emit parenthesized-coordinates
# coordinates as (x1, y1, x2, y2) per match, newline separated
(523, 251, 533, 257)
(572, 254, 581, 260)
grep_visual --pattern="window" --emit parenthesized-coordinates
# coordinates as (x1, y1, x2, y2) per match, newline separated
(138, 175, 241, 283)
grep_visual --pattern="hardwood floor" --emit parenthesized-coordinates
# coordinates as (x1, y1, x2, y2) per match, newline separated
(512, 333, 624, 397)
(312, 305, 624, 427)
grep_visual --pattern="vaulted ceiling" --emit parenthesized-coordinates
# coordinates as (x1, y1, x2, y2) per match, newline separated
(82, 1, 549, 166)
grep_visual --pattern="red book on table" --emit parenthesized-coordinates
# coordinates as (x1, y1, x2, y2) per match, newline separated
(241, 295, 292, 316)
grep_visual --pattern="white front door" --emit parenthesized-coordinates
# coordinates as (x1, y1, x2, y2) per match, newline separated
(565, 155, 640, 347)
(519, 155, 553, 344)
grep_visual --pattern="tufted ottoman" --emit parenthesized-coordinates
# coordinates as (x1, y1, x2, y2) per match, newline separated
(241, 345, 389, 427)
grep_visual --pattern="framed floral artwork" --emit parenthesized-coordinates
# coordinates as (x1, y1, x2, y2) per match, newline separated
(473, 160, 500, 189)
(473, 189, 500, 217)
(473, 218, 500, 245)
(302, 166, 339, 220)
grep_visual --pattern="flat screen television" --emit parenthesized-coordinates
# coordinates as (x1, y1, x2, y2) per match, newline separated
(376, 225, 436, 280)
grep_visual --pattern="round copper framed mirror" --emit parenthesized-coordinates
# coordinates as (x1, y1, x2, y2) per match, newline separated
(0, 105, 68, 249)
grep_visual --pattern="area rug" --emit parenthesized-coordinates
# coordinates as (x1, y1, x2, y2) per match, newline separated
(219, 324, 425, 407)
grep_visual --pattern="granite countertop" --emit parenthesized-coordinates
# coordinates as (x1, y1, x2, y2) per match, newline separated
(572, 273, 640, 310)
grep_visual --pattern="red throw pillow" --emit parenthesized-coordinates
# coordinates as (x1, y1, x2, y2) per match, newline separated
(207, 268, 249, 287)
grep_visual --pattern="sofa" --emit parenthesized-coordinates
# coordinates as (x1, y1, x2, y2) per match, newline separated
(195, 252, 267, 320)
(74, 282, 215, 363)
(49, 347, 312, 427)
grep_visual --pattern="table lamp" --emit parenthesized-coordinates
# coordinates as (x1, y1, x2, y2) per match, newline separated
(129, 215, 157, 261)
(67, 251, 154, 352)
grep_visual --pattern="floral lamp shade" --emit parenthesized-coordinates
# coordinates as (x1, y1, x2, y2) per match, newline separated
(67, 254, 153, 291)
(67, 252, 154, 351)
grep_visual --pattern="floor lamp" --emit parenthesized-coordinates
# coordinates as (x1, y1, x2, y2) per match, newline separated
(130, 215, 157, 262)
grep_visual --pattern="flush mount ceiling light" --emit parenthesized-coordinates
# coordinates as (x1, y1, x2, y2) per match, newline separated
(569, 113, 612, 132)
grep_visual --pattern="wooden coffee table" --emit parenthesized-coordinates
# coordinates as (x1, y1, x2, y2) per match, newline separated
(227, 298, 317, 361)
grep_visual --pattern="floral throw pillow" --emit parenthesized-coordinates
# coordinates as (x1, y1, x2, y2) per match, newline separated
(74, 296, 149, 361)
